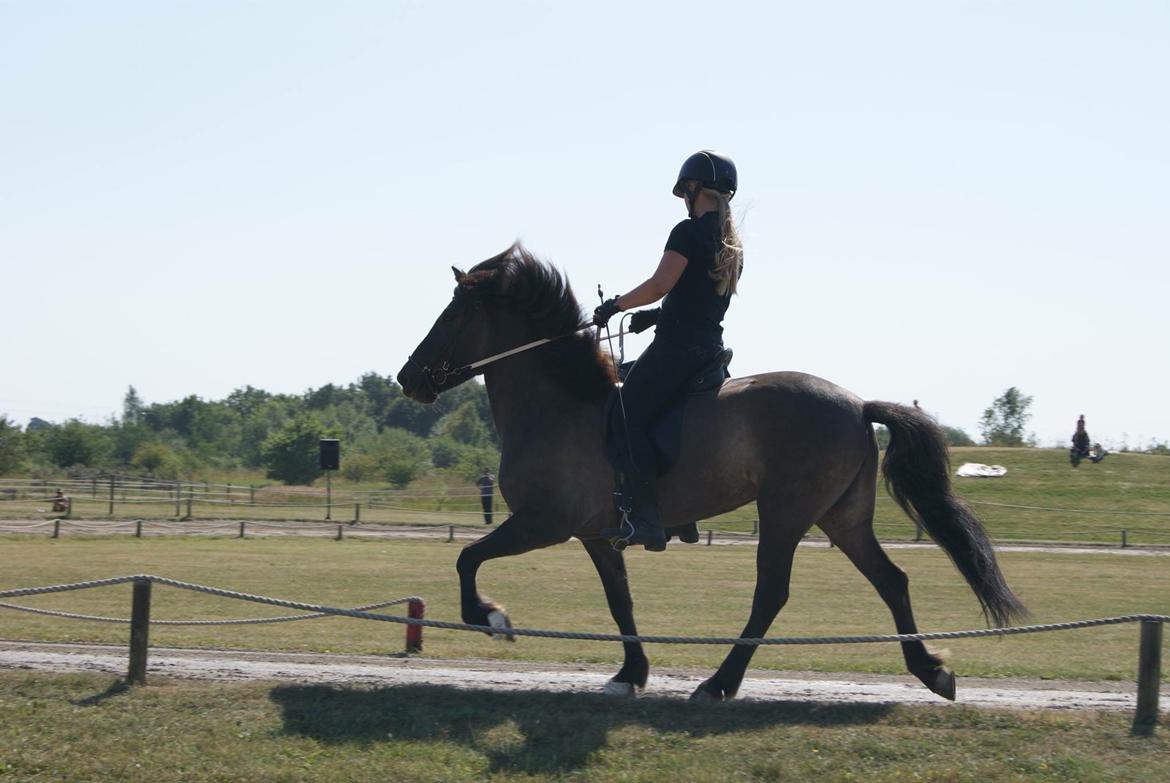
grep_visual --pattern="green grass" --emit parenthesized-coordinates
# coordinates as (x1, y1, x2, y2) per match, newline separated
(2, 537, 1167, 682)
(708, 447, 1170, 546)
(1, 670, 1167, 782)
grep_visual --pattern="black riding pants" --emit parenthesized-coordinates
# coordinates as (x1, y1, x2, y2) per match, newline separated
(615, 336, 722, 483)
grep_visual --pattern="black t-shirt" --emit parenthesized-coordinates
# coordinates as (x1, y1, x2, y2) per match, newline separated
(659, 211, 732, 344)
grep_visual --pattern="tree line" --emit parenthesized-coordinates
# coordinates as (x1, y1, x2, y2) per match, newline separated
(0, 373, 499, 487)
(3, 381, 1163, 487)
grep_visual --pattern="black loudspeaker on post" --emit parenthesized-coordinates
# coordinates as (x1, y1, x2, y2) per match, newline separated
(319, 439, 340, 471)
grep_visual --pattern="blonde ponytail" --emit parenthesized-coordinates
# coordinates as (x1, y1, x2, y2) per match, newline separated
(708, 191, 743, 297)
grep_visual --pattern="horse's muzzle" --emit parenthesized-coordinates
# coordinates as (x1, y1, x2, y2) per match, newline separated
(396, 360, 438, 404)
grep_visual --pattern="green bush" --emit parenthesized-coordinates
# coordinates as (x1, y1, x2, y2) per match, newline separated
(377, 429, 430, 488)
(340, 452, 381, 482)
(261, 413, 334, 485)
(131, 442, 184, 480)
(46, 420, 113, 468)
(0, 416, 22, 475)
(429, 437, 462, 469)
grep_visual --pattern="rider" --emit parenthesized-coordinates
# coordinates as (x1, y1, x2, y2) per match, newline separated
(1070, 414, 1091, 466)
(593, 150, 743, 551)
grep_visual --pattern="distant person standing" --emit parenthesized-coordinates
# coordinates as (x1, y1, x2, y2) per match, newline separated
(1070, 415, 1091, 467)
(477, 468, 495, 524)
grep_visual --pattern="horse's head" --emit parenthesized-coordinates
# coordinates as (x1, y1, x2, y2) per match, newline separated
(396, 267, 492, 404)
(399, 244, 612, 405)
(398, 245, 558, 403)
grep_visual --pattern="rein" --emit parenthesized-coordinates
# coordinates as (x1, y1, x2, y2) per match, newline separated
(407, 321, 639, 390)
(407, 324, 590, 389)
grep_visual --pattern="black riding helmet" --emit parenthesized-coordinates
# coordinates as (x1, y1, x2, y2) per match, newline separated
(672, 150, 737, 199)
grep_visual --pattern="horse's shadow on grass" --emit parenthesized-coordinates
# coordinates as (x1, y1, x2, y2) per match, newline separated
(269, 683, 893, 775)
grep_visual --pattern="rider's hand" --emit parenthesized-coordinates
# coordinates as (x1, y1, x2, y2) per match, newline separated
(628, 308, 660, 334)
(593, 297, 621, 328)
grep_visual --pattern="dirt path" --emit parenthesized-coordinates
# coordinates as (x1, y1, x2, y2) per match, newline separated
(1, 640, 1161, 713)
(2, 517, 1168, 556)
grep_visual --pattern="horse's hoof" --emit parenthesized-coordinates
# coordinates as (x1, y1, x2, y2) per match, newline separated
(932, 669, 956, 701)
(921, 667, 956, 701)
(689, 680, 725, 702)
(603, 679, 637, 698)
(487, 610, 515, 642)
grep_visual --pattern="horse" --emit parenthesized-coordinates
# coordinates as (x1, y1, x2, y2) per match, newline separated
(396, 244, 1026, 702)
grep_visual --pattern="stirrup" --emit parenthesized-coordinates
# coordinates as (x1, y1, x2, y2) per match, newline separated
(602, 506, 637, 551)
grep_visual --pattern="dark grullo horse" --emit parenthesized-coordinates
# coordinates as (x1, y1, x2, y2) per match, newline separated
(397, 245, 1026, 702)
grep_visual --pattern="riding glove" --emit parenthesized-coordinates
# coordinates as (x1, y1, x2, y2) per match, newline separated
(593, 297, 621, 328)
(628, 308, 660, 334)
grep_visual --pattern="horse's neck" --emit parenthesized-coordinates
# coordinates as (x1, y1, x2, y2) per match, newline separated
(482, 354, 599, 444)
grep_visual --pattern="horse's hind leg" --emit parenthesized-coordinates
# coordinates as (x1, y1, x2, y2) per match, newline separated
(819, 473, 956, 701)
(690, 497, 809, 702)
(582, 538, 649, 695)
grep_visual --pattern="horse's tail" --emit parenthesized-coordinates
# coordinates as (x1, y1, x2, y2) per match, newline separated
(863, 401, 1027, 627)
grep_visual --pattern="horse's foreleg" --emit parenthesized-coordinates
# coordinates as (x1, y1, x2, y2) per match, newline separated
(456, 511, 567, 637)
(582, 537, 649, 695)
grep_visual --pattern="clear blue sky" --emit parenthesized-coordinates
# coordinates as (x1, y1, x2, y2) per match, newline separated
(2, 1, 1167, 448)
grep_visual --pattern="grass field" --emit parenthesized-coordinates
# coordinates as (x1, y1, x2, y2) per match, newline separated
(3, 448, 1168, 546)
(2, 537, 1167, 682)
(3, 532, 1169, 782)
(2, 670, 1167, 783)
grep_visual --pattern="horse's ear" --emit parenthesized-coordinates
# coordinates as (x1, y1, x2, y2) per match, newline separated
(452, 266, 466, 283)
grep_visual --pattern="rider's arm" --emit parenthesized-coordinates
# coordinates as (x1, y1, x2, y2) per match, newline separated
(616, 251, 687, 310)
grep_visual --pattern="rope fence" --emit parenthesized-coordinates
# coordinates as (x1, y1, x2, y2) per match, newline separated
(0, 574, 1164, 733)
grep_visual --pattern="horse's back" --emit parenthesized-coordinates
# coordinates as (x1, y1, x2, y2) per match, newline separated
(661, 371, 874, 522)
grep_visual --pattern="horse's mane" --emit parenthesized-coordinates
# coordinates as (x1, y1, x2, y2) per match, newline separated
(462, 243, 617, 402)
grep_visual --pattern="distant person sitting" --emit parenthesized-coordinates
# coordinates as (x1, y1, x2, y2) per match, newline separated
(51, 488, 70, 513)
(477, 468, 495, 525)
(1069, 415, 1092, 467)
(1089, 442, 1108, 464)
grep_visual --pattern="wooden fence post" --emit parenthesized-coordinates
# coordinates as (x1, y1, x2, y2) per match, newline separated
(706, 530, 713, 546)
(447, 525, 454, 543)
(1133, 620, 1163, 736)
(239, 521, 246, 539)
(128, 578, 152, 685)
(135, 520, 143, 538)
(354, 503, 361, 524)
(108, 476, 115, 515)
(335, 525, 343, 541)
(52, 520, 60, 539)
(406, 598, 425, 653)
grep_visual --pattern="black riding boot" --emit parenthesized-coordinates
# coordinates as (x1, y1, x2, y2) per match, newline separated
(601, 477, 666, 551)
(619, 477, 666, 552)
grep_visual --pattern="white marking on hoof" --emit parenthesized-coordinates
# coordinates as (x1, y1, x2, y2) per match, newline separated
(487, 610, 510, 640)
(604, 679, 636, 698)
